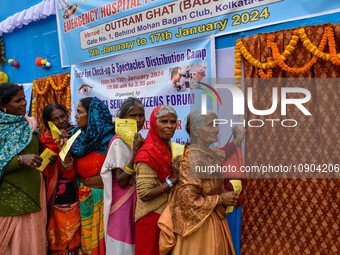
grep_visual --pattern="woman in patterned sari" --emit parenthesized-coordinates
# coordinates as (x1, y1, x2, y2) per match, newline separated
(59, 97, 115, 255)
(0, 83, 46, 254)
(158, 109, 245, 255)
(40, 103, 81, 254)
(101, 97, 145, 255)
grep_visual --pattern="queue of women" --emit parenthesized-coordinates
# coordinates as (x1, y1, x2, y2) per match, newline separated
(0, 82, 245, 255)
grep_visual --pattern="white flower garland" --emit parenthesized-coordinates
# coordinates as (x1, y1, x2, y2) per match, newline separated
(0, 0, 56, 36)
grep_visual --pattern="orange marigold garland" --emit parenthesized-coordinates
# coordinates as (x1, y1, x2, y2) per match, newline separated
(258, 58, 273, 78)
(32, 74, 71, 117)
(235, 38, 277, 81)
(235, 25, 340, 82)
(49, 74, 70, 91)
(32, 99, 36, 118)
(234, 40, 242, 88)
(66, 86, 71, 111)
(324, 27, 340, 65)
(33, 79, 49, 95)
(270, 27, 328, 74)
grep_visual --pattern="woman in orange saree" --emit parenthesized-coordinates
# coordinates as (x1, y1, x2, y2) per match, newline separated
(40, 103, 81, 254)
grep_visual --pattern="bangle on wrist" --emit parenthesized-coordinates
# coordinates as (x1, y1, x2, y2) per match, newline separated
(165, 176, 174, 188)
(17, 155, 22, 167)
(61, 157, 73, 168)
(124, 165, 135, 175)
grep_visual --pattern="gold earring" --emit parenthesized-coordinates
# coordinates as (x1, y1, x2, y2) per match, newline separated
(3, 108, 6, 113)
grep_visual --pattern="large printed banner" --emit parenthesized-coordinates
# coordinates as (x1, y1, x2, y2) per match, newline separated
(71, 38, 212, 143)
(57, 0, 340, 66)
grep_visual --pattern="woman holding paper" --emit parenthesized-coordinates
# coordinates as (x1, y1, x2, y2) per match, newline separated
(59, 97, 115, 255)
(158, 109, 245, 255)
(0, 83, 46, 254)
(101, 97, 145, 255)
(40, 103, 81, 254)
(134, 105, 181, 255)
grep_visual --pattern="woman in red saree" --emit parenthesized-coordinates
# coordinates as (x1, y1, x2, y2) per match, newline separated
(134, 105, 181, 255)
(40, 103, 81, 255)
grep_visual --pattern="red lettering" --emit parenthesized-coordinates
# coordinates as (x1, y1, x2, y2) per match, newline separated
(183, 0, 191, 9)
(117, 0, 123, 13)
(100, 5, 107, 18)
(176, 120, 182, 130)
(143, 121, 150, 130)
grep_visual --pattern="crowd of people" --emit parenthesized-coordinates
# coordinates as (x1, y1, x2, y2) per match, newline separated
(0, 82, 245, 255)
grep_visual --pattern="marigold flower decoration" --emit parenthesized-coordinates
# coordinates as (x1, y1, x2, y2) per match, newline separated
(234, 25, 340, 84)
(32, 74, 71, 117)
